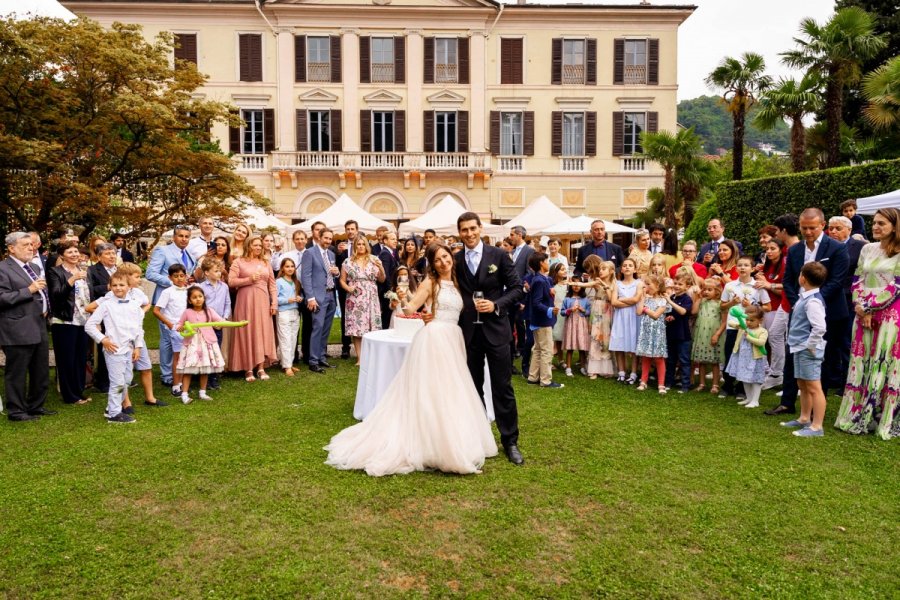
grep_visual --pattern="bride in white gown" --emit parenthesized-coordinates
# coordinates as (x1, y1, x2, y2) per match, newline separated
(324, 243, 498, 476)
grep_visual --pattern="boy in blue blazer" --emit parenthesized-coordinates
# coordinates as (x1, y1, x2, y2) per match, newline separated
(526, 252, 563, 389)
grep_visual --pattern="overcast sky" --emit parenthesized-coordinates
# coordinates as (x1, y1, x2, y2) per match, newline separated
(4, 0, 837, 100)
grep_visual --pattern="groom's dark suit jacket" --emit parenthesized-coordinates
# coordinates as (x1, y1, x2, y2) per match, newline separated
(455, 243, 523, 347)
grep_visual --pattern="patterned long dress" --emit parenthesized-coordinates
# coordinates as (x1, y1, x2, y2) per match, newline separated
(834, 243, 900, 440)
(343, 258, 382, 337)
(587, 285, 615, 376)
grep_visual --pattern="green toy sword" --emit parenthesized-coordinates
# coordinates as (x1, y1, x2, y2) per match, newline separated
(179, 320, 249, 338)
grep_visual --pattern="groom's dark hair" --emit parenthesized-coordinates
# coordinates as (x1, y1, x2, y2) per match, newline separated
(457, 211, 482, 228)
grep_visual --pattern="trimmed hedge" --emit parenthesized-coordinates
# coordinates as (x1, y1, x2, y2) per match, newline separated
(715, 159, 900, 250)
(683, 196, 719, 246)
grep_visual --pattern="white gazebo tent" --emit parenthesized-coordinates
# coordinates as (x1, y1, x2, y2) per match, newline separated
(538, 215, 637, 236)
(241, 204, 288, 233)
(504, 196, 570, 234)
(857, 189, 900, 215)
(399, 195, 503, 238)
(287, 193, 392, 235)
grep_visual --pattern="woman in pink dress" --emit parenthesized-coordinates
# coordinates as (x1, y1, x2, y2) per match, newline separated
(340, 236, 386, 365)
(228, 236, 278, 381)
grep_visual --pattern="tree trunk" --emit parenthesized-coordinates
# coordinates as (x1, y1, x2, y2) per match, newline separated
(663, 167, 677, 229)
(732, 105, 745, 180)
(789, 116, 807, 173)
(825, 67, 843, 169)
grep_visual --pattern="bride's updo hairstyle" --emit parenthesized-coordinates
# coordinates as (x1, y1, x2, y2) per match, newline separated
(424, 242, 459, 317)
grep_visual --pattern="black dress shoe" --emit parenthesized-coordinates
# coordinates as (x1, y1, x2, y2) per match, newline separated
(341, 351, 351, 360)
(9, 414, 39, 422)
(511, 366, 520, 375)
(29, 408, 58, 416)
(309, 365, 326, 374)
(764, 405, 795, 416)
(504, 445, 525, 465)
(320, 361, 337, 369)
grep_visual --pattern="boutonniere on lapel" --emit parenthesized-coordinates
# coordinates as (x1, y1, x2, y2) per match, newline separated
(487, 264, 498, 274)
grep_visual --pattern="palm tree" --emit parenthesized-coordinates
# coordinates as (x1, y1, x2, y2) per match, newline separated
(639, 127, 704, 229)
(862, 55, 900, 130)
(781, 7, 887, 168)
(754, 74, 823, 172)
(705, 52, 772, 180)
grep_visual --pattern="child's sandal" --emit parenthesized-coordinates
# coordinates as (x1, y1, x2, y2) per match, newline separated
(709, 385, 719, 395)
(693, 384, 706, 393)
(636, 382, 648, 391)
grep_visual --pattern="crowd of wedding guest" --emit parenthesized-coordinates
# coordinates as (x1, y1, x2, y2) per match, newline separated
(1, 199, 897, 439)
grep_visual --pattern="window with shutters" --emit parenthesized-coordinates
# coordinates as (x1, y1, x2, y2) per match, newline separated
(625, 40, 647, 84)
(434, 38, 458, 83)
(309, 111, 330, 152)
(562, 39, 585, 84)
(623, 112, 646, 155)
(562, 113, 585, 156)
(307, 36, 330, 82)
(173, 33, 197, 69)
(242, 109, 264, 154)
(435, 112, 457, 153)
(500, 112, 523, 156)
(238, 34, 262, 82)
(371, 38, 394, 83)
(500, 38, 523, 85)
(372, 111, 395, 152)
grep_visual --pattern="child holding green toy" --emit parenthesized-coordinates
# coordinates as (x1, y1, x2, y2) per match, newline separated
(724, 305, 769, 408)
(175, 286, 226, 404)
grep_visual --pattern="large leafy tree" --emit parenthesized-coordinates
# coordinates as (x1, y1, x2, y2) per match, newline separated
(861, 55, 900, 130)
(781, 7, 887, 168)
(0, 17, 260, 240)
(705, 53, 772, 180)
(754, 74, 823, 172)
(638, 127, 705, 229)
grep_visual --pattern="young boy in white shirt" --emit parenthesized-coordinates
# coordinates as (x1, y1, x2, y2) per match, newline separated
(85, 272, 145, 424)
(153, 264, 189, 397)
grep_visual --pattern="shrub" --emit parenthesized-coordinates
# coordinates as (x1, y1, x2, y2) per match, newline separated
(683, 195, 719, 245)
(715, 159, 900, 247)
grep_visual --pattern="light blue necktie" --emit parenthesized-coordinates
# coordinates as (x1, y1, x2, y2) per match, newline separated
(466, 250, 477, 275)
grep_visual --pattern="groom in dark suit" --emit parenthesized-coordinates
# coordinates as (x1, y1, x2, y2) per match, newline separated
(455, 212, 525, 465)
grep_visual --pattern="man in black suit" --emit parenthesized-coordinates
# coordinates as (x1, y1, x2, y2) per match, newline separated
(698, 218, 744, 266)
(377, 231, 399, 328)
(370, 225, 390, 257)
(87, 242, 118, 393)
(455, 212, 525, 465)
(766, 208, 848, 415)
(508, 226, 534, 371)
(0, 232, 53, 421)
(111, 233, 135, 263)
(574, 219, 624, 276)
(827, 215, 867, 393)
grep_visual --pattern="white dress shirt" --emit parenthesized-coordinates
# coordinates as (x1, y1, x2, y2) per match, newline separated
(187, 235, 215, 261)
(465, 241, 484, 274)
(85, 296, 146, 355)
(803, 232, 825, 264)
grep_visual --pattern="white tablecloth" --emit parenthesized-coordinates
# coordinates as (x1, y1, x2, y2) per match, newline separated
(353, 329, 494, 421)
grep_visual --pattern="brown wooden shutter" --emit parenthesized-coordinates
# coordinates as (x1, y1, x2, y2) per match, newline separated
(613, 39, 624, 85)
(238, 34, 251, 81)
(551, 112, 563, 156)
(458, 37, 469, 84)
(648, 39, 659, 85)
(296, 110, 307, 151)
(360, 110, 371, 152)
(240, 34, 262, 82)
(489, 111, 500, 154)
(330, 110, 342, 151)
(551, 38, 562, 85)
(586, 38, 597, 85)
(174, 33, 198, 67)
(394, 36, 405, 83)
(612, 112, 624, 156)
(648, 111, 658, 133)
(423, 110, 435, 152)
(294, 35, 306, 82)
(330, 36, 341, 83)
(524, 111, 534, 156)
(229, 109, 241, 154)
(423, 37, 434, 84)
(359, 36, 370, 84)
(585, 111, 597, 156)
(394, 110, 405, 152)
(263, 108, 275, 153)
(457, 111, 468, 153)
(500, 38, 523, 85)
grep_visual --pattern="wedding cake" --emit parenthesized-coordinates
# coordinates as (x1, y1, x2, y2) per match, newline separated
(392, 313, 425, 339)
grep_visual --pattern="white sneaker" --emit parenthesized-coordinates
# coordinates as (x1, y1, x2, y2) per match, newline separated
(199, 391, 213, 401)
(580, 367, 588, 376)
(776, 391, 784, 397)
(181, 392, 192, 405)
(737, 399, 750, 406)
(762, 375, 783, 390)
(744, 402, 759, 408)
(565, 367, 573, 377)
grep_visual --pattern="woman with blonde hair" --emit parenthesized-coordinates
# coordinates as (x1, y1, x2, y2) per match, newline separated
(228, 235, 278, 381)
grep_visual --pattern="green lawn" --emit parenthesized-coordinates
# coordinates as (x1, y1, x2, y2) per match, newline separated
(1, 364, 897, 597)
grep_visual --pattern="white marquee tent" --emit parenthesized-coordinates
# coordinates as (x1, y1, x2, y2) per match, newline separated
(399, 195, 503, 238)
(287, 194, 392, 235)
(538, 214, 637, 236)
(504, 196, 570, 234)
(857, 189, 900, 215)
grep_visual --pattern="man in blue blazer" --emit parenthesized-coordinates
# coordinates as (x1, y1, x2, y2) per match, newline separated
(146, 225, 194, 385)
(574, 220, 623, 276)
(301, 228, 339, 373)
(767, 208, 848, 415)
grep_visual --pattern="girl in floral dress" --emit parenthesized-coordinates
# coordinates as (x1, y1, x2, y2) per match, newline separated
(176, 286, 226, 404)
(340, 236, 386, 365)
(583, 256, 616, 379)
(635, 274, 672, 394)
(561, 284, 591, 377)
(691, 278, 727, 395)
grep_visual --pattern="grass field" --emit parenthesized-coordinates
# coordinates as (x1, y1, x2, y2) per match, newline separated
(1, 354, 897, 598)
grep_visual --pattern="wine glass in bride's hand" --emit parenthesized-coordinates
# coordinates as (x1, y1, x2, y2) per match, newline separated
(473, 290, 484, 324)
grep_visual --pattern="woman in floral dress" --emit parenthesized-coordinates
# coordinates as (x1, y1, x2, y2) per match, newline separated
(583, 255, 616, 379)
(340, 236, 386, 365)
(835, 208, 900, 440)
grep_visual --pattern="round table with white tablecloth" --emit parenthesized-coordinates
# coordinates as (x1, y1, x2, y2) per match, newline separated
(353, 328, 494, 421)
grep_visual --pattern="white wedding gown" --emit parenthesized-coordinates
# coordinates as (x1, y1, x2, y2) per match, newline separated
(324, 281, 499, 476)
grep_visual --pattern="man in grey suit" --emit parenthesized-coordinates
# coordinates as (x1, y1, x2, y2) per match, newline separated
(0, 232, 54, 421)
(301, 228, 340, 373)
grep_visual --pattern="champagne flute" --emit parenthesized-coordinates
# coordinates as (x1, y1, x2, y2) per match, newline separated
(473, 290, 484, 324)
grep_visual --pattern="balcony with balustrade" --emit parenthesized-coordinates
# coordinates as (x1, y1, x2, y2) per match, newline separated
(560, 157, 585, 172)
(307, 62, 331, 82)
(562, 63, 585, 85)
(624, 64, 647, 85)
(370, 63, 395, 83)
(434, 63, 458, 84)
(234, 154, 269, 171)
(495, 156, 524, 173)
(620, 156, 647, 173)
